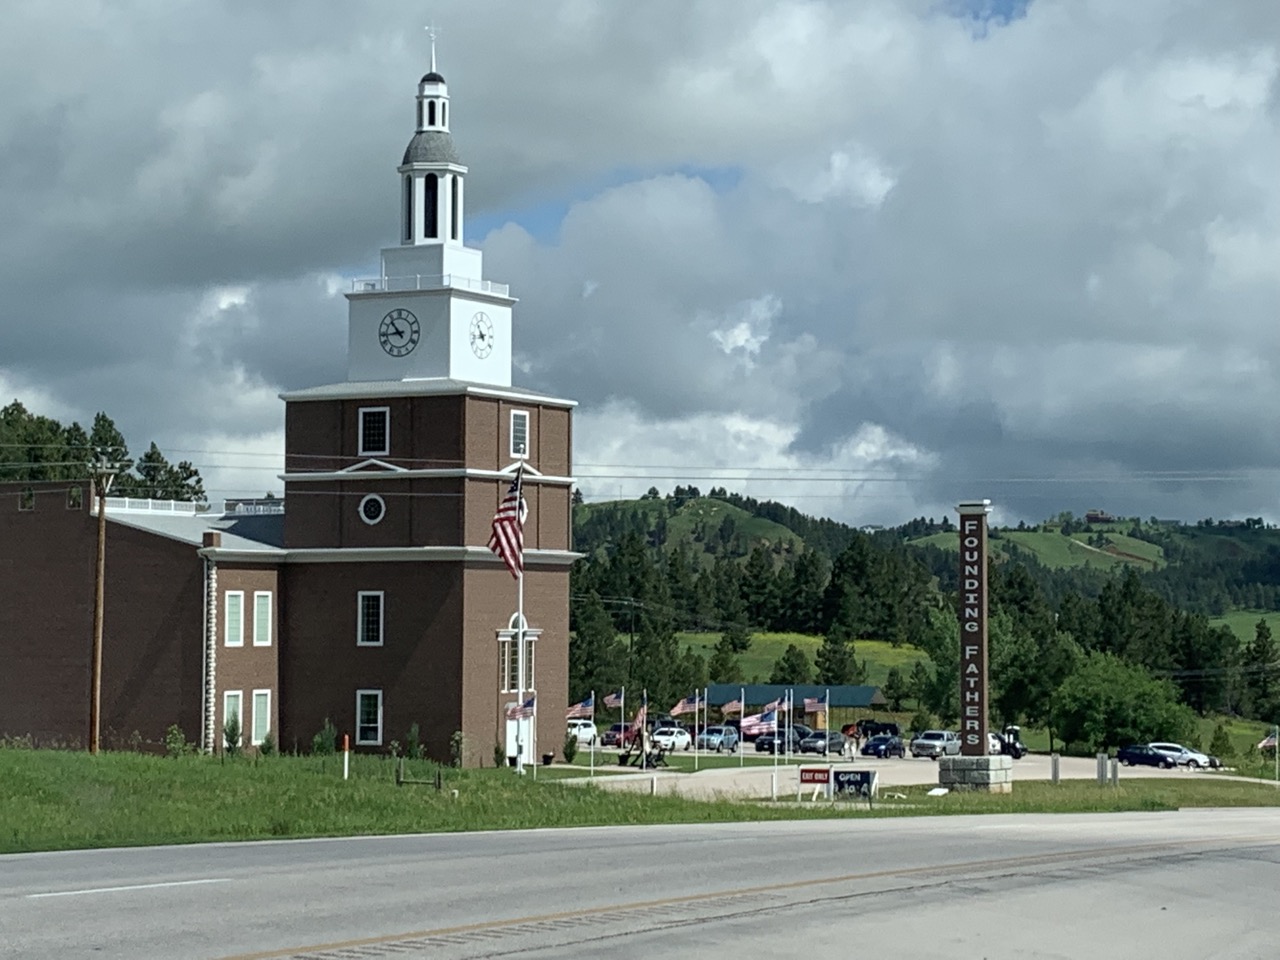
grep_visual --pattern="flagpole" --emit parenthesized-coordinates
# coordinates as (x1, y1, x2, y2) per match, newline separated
(589, 690, 595, 778)
(515, 565, 525, 775)
(693, 691, 699, 772)
(739, 685, 744, 768)
(531, 686, 538, 781)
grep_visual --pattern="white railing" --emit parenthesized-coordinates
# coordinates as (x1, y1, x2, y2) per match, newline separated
(222, 499, 285, 516)
(102, 497, 206, 515)
(351, 274, 510, 297)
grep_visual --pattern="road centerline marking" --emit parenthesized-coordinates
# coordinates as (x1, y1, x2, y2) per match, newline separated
(26, 877, 231, 899)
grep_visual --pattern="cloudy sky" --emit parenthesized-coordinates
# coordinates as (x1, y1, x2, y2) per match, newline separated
(2, 0, 1278, 527)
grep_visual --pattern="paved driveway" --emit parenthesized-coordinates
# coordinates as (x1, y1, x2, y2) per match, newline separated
(570, 753, 1225, 800)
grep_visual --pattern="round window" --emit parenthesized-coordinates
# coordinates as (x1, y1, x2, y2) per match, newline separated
(358, 494, 386, 525)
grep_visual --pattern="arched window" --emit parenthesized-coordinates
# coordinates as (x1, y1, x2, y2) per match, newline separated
(450, 175, 459, 240)
(417, 100, 424, 129)
(427, 100, 436, 126)
(423, 174, 438, 238)
(441, 102, 447, 127)
(403, 176, 413, 241)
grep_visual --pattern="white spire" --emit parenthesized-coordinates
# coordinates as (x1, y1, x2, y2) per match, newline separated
(425, 22, 438, 74)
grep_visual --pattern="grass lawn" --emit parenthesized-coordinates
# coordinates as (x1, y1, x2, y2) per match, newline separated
(8, 748, 1280, 854)
(1209, 610, 1280, 644)
(679, 631, 928, 687)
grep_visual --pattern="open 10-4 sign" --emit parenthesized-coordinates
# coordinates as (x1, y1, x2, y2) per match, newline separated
(958, 500, 992, 756)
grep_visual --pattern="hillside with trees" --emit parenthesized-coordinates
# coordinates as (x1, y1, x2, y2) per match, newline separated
(571, 491, 1280, 751)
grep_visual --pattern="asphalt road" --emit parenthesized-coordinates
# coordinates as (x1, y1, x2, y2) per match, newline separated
(3, 808, 1280, 959)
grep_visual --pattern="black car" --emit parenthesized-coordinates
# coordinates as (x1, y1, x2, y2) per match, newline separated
(1115, 744, 1176, 768)
(860, 734, 906, 758)
(754, 724, 813, 754)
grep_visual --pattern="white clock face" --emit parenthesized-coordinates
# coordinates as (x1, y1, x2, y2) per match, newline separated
(470, 312, 494, 359)
(379, 308, 420, 358)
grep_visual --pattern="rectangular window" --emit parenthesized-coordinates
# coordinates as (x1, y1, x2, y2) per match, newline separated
(358, 407, 390, 456)
(499, 636, 535, 693)
(223, 690, 243, 749)
(253, 592, 272, 647)
(357, 591, 384, 646)
(510, 410, 529, 459)
(225, 592, 244, 647)
(356, 689, 383, 746)
(251, 689, 271, 746)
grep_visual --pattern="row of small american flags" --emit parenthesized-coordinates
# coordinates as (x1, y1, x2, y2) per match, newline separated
(564, 690, 830, 725)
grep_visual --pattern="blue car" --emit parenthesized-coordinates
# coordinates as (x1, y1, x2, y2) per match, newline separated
(695, 725, 740, 752)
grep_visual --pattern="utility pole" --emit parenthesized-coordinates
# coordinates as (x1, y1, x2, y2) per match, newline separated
(90, 457, 122, 755)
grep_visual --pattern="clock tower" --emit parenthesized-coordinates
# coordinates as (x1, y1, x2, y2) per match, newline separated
(276, 55, 576, 768)
(345, 65, 514, 386)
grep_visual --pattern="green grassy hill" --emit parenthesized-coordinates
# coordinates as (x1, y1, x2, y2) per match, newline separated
(909, 529, 1165, 571)
(678, 631, 928, 687)
(1209, 610, 1280, 643)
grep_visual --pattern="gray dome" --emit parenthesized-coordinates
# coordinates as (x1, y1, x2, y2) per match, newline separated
(402, 129, 461, 165)
(421, 72, 446, 84)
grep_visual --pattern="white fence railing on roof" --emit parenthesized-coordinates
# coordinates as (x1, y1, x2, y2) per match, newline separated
(351, 274, 510, 297)
(102, 497, 206, 515)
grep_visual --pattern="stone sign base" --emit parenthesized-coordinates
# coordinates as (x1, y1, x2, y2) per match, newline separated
(938, 754, 1013, 793)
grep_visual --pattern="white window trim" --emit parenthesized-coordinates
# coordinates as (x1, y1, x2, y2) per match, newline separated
(225, 591, 244, 648)
(355, 689, 383, 746)
(358, 493, 386, 526)
(251, 688, 271, 746)
(510, 409, 529, 459)
(358, 406, 391, 457)
(223, 690, 243, 746)
(252, 591, 272, 647)
(357, 591, 385, 647)
(497, 623, 540, 694)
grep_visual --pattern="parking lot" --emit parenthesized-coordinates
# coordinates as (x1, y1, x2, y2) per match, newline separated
(573, 751, 1211, 801)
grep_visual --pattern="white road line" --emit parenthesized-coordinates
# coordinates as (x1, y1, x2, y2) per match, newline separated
(26, 878, 231, 899)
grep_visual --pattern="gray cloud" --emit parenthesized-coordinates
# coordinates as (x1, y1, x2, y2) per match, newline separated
(1, 0, 1278, 521)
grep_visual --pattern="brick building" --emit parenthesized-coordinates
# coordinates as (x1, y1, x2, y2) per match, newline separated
(0, 62, 576, 766)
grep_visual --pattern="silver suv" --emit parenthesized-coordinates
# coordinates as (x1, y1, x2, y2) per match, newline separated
(1148, 742, 1211, 769)
(911, 730, 961, 759)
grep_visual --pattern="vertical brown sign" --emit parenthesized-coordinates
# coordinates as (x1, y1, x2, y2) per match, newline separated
(957, 500, 991, 756)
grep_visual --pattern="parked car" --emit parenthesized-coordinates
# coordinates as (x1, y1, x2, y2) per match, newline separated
(860, 734, 906, 758)
(842, 719, 901, 740)
(696, 725, 740, 752)
(651, 726, 693, 751)
(910, 730, 961, 759)
(601, 723, 637, 749)
(755, 724, 813, 754)
(799, 730, 849, 756)
(567, 719, 598, 745)
(1148, 742, 1212, 769)
(1116, 744, 1176, 768)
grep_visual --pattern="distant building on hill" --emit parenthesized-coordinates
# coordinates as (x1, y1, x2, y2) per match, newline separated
(1084, 509, 1116, 524)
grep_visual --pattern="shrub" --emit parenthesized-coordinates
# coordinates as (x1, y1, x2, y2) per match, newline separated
(223, 714, 242, 758)
(449, 730, 466, 768)
(259, 730, 277, 757)
(312, 718, 337, 756)
(493, 741, 506, 768)
(909, 709, 933, 736)
(562, 730, 578, 764)
(405, 722, 423, 760)
(1208, 723, 1234, 758)
(164, 724, 191, 758)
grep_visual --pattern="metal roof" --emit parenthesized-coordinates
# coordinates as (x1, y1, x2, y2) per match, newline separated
(107, 511, 284, 552)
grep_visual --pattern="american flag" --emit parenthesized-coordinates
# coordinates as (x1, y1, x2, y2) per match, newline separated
(764, 697, 790, 713)
(603, 689, 623, 709)
(1259, 734, 1277, 750)
(566, 695, 594, 719)
(670, 693, 703, 716)
(488, 465, 526, 579)
(632, 702, 647, 731)
(506, 695, 535, 720)
(740, 710, 777, 736)
(720, 699, 743, 715)
(803, 697, 823, 712)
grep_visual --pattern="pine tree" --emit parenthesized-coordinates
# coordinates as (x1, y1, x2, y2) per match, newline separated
(568, 592, 627, 702)
(881, 666, 910, 711)
(769, 643, 813, 685)
(708, 635, 744, 683)
(814, 635, 858, 685)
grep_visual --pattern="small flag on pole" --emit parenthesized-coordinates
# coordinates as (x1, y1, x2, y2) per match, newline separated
(1259, 734, 1277, 750)
(602, 689, 623, 709)
(741, 710, 777, 737)
(720, 699, 743, 715)
(670, 692, 703, 716)
(566, 694, 594, 719)
(488, 465, 527, 579)
(803, 697, 822, 712)
(506, 695, 535, 719)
